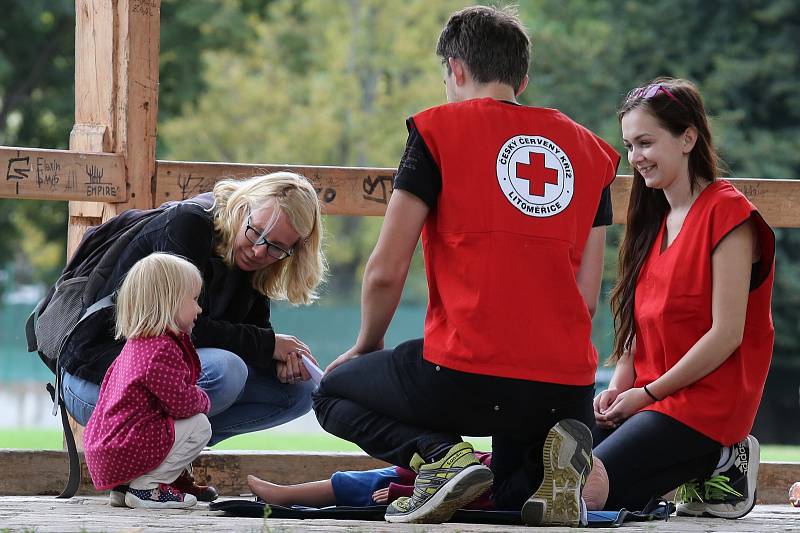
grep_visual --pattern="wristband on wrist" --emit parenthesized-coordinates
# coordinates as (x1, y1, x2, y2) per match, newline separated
(643, 384, 660, 402)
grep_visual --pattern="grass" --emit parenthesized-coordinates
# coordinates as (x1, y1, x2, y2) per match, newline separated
(0, 429, 796, 461)
(0, 429, 493, 453)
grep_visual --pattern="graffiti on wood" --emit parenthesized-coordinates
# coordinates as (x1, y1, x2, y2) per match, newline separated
(0, 148, 122, 200)
(5, 151, 30, 194)
(362, 174, 394, 204)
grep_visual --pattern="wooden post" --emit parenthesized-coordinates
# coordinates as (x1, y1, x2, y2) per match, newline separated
(67, 0, 161, 448)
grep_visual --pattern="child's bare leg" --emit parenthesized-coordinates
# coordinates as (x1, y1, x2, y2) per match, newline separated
(583, 455, 609, 510)
(247, 475, 336, 507)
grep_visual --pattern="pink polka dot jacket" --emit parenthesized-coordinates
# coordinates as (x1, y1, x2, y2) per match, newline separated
(84, 331, 210, 490)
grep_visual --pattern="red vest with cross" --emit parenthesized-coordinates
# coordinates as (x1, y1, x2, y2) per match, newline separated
(412, 98, 619, 385)
(634, 180, 775, 444)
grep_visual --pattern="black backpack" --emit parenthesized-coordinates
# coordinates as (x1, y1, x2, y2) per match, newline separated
(25, 193, 213, 498)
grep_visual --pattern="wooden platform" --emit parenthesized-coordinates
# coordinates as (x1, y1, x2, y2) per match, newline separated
(1, 496, 798, 532)
(2, 449, 799, 505)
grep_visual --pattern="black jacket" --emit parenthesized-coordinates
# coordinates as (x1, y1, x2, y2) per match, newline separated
(61, 198, 277, 384)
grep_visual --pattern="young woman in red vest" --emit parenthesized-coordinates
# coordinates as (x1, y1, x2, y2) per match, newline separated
(593, 78, 775, 519)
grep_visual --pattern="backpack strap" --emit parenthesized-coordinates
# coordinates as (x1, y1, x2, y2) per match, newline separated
(47, 382, 81, 498)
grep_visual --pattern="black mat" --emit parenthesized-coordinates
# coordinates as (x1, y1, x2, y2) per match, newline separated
(210, 499, 673, 527)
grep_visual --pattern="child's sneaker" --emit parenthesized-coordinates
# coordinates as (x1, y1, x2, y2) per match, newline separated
(521, 419, 593, 527)
(677, 435, 759, 519)
(109, 484, 129, 507)
(384, 441, 493, 523)
(124, 483, 198, 509)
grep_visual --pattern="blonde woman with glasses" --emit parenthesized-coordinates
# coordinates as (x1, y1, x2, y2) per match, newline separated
(59, 172, 326, 503)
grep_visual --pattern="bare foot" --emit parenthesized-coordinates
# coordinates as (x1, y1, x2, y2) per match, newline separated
(790, 482, 800, 507)
(247, 475, 289, 505)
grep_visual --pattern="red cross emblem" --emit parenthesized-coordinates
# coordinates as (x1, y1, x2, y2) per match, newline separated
(516, 151, 558, 197)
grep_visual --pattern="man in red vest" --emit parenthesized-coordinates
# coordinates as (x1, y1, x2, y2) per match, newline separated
(313, 5, 619, 526)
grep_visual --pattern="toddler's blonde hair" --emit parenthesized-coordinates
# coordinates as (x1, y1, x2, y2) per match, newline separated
(115, 253, 202, 339)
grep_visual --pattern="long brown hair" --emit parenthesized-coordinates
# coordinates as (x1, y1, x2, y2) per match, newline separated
(609, 77, 721, 363)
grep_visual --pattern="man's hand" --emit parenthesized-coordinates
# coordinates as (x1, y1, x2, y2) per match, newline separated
(325, 342, 382, 375)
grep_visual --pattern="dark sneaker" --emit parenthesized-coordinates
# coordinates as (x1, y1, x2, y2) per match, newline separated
(384, 441, 493, 524)
(124, 483, 198, 509)
(521, 419, 593, 527)
(677, 435, 760, 519)
(109, 484, 128, 507)
(172, 466, 219, 502)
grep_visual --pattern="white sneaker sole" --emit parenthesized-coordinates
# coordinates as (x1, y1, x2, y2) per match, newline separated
(124, 491, 198, 509)
(384, 464, 493, 524)
(522, 419, 593, 527)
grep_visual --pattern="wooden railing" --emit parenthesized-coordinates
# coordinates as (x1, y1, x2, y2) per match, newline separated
(2, 146, 799, 227)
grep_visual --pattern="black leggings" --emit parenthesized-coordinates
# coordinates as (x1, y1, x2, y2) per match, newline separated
(593, 410, 721, 510)
(312, 339, 594, 510)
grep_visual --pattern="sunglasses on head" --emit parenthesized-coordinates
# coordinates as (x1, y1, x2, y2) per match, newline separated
(629, 83, 688, 110)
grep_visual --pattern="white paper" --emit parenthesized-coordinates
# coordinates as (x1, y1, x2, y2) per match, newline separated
(301, 354, 324, 387)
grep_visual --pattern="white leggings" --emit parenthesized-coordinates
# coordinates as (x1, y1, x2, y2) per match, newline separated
(129, 413, 212, 490)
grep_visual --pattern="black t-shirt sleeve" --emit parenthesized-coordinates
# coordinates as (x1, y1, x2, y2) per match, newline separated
(592, 186, 613, 227)
(393, 118, 441, 209)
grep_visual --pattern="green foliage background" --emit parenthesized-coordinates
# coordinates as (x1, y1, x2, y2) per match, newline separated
(0, 0, 798, 360)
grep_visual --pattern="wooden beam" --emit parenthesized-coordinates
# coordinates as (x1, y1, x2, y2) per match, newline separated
(0, 448, 796, 504)
(0, 146, 125, 202)
(155, 160, 396, 216)
(115, 0, 161, 211)
(610, 176, 800, 228)
(156, 161, 800, 227)
(70, 0, 120, 228)
(3, 151, 797, 228)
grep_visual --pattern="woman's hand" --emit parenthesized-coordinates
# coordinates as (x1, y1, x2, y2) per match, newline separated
(598, 388, 654, 426)
(593, 388, 623, 429)
(274, 334, 318, 384)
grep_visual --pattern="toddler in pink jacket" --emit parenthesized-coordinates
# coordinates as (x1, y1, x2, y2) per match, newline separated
(84, 253, 211, 509)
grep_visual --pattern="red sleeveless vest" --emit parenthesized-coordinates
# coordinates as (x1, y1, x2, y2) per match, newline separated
(412, 98, 618, 384)
(634, 180, 775, 444)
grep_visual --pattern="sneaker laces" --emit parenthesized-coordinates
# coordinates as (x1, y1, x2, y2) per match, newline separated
(674, 479, 703, 503)
(159, 483, 183, 498)
(702, 475, 743, 500)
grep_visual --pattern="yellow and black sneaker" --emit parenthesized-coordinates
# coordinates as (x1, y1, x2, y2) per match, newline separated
(522, 419, 593, 527)
(384, 441, 493, 524)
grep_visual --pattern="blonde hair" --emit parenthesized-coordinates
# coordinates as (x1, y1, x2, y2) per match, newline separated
(212, 172, 326, 305)
(115, 253, 203, 339)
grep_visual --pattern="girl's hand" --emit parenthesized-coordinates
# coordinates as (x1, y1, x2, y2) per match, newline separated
(593, 388, 622, 428)
(600, 388, 654, 425)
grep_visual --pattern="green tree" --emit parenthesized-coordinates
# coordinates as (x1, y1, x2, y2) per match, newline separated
(160, 0, 470, 301)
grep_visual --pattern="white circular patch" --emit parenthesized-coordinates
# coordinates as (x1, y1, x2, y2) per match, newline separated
(496, 135, 574, 217)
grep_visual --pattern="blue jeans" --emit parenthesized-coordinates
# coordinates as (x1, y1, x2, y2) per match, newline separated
(61, 347, 314, 446)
